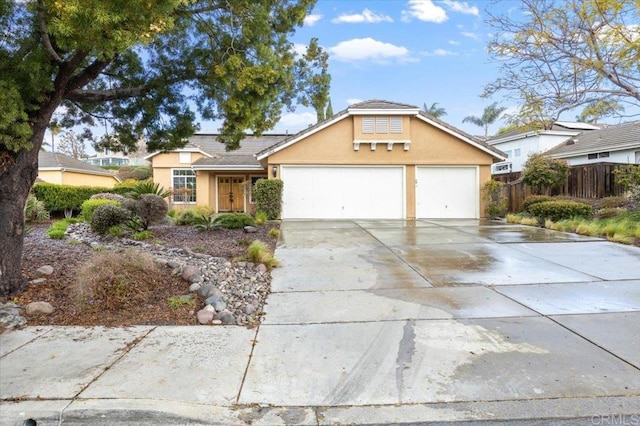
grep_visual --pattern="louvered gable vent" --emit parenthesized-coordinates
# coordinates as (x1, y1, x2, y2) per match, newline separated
(362, 117, 375, 134)
(390, 117, 402, 133)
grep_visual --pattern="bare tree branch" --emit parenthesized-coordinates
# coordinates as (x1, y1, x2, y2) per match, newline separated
(36, 0, 62, 63)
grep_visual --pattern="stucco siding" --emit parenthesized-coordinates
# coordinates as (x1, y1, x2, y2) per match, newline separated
(37, 171, 63, 185)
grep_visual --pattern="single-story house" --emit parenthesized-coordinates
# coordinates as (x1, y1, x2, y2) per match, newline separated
(147, 100, 506, 219)
(488, 122, 600, 174)
(38, 151, 120, 187)
(544, 120, 640, 165)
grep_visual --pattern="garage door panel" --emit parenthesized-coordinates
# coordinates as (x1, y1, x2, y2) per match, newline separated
(282, 166, 404, 219)
(416, 167, 478, 219)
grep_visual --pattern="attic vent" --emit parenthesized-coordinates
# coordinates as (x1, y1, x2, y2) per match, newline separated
(566, 138, 577, 145)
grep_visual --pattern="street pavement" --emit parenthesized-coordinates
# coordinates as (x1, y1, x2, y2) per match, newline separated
(1, 219, 639, 425)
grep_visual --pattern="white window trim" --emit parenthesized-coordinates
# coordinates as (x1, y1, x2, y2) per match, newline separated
(171, 168, 196, 204)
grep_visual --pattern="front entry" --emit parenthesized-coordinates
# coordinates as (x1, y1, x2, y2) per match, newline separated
(218, 176, 245, 212)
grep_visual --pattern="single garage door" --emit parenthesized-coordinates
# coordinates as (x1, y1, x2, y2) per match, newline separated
(281, 166, 404, 219)
(416, 166, 478, 218)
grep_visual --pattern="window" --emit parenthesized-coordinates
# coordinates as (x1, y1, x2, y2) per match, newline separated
(588, 153, 597, 160)
(179, 152, 191, 164)
(249, 176, 264, 204)
(362, 116, 403, 134)
(495, 163, 511, 172)
(598, 151, 609, 158)
(172, 169, 196, 203)
(514, 148, 521, 157)
(588, 152, 610, 160)
(635, 151, 640, 164)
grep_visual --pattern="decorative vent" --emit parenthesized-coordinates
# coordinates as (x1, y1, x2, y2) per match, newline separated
(390, 117, 402, 133)
(362, 117, 375, 134)
(375, 117, 389, 133)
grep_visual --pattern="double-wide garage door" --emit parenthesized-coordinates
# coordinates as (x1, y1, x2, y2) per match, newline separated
(281, 165, 478, 219)
(281, 166, 404, 219)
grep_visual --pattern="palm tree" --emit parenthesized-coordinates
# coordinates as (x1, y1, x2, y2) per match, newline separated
(462, 102, 506, 139)
(423, 102, 447, 118)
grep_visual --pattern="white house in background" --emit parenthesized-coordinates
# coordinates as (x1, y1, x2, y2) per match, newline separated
(488, 122, 601, 174)
(544, 120, 640, 166)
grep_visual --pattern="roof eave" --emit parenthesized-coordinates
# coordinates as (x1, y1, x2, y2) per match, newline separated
(191, 165, 265, 171)
(549, 142, 640, 158)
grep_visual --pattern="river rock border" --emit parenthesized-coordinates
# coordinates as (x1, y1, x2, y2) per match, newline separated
(66, 223, 271, 326)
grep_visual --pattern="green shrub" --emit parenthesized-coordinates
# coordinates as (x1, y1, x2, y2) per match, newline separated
(214, 212, 255, 229)
(255, 211, 268, 225)
(528, 200, 593, 222)
(90, 204, 131, 235)
(193, 214, 219, 231)
(596, 207, 626, 219)
(132, 230, 155, 240)
(46, 218, 74, 239)
(25, 193, 50, 223)
(521, 153, 569, 194)
(81, 199, 120, 223)
(117, 166, 135, 181)
(134, 194, 168, 230)
(522, 195, 553, 214)
(268, 228, 280, 239)
(168, 296, 194, 310)
(131, 167, 151, 181)
(482, 179, 507, 219)
(33, 182, 112, 214)
(254, 179, 283, 220)
(175, 209, 198, 226)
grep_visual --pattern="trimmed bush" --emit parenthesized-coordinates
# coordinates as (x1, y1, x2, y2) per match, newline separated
(81, 199, 120, 222)
(131, 167, 151, 180)
(254, 179, 283, 220)
(528, 200, 593, 222)
(482, 179, 507, 219)
(135, 194, 169, 230)
(175, 209, 199, 226)
(521, 153, 569, 194)
(90, 204, 131, 235)
(214, 213, 255, 229)
(522, 195, 553, 214)
(33, 182, 112, 213)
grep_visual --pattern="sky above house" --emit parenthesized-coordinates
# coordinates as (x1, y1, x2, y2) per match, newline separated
(202, 0, 516, 138)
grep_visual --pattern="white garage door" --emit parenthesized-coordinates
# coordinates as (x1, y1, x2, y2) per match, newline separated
(281, 166, 404, 219)
(416, 167, 478, 218)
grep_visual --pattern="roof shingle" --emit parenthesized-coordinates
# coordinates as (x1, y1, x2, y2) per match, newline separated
(545, 121, 640, 157)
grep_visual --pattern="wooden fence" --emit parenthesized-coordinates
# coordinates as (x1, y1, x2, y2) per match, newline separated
(493, 163, 628, 212)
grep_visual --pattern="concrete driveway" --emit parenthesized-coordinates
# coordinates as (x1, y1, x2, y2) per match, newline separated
(241, 219, 640, 422)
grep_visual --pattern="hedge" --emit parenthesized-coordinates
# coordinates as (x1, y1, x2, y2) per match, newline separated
(254, 178, 283, 220)
(528, 200, 593, 222)
(33, 183, 113, 213)
(522, 195, 553, 214)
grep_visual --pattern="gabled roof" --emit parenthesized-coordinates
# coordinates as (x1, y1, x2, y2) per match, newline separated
(545, 120, 640, 158)
(257, 99, 506, 161)
(488, 121, 599, 143)
(38, 151, 120, 179)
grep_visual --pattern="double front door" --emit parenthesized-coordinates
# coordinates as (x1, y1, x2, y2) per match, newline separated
(218, 177, 245, 212)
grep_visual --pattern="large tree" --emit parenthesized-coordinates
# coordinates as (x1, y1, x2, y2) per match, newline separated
(462, 102, 506, 139)
(0, 0, 326, 295)
(484, 0, 640, 128)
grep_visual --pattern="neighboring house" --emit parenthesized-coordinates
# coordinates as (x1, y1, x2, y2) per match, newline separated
(84, 140, 151, 167)
(38, 151, 120, 187)
(544, 120, 640, 166)
(488, 122, 600, 174)
(148, 100, 506, 219)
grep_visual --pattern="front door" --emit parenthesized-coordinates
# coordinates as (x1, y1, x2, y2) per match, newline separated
(218, 177, 245, 212)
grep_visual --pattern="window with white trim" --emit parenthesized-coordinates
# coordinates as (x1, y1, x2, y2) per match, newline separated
(362, 117, 375, 134)
(179, 152, 191, 164)
(635, 151, 640, 164)
(588, 151, 610, 160)
(249, 176, 264, 204)
(172, 169, 196, 203)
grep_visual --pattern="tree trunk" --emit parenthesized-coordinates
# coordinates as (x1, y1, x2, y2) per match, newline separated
(0, 121, 48, 296)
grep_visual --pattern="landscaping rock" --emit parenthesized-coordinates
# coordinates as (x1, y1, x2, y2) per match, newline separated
(29, 278, 47, 285)
(203, 304, 215, 313)
(36, 265, 54, 276)
(257, 264, 268, 274)
(189, 283, 201, 293)
(196, 309, 214, 325)
(213, 300, 227, 312)
(243, 226, 258, 233)
(242, 304, 256, 315)
(166, 260, 181, 269)
(181, 265, 199, 281)
(188, 274, 203, 284)
(25, 301, 55, 316)
(0, 302, 26, 329)
(215, 310, 236, 325)
(205, 294, 223, 306)
(198, 284, 215, 298)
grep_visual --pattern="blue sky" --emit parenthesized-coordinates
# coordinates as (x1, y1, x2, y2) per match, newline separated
(201, 0, 513, 137)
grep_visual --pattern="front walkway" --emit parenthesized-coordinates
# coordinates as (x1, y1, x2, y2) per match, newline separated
(1, 220, 639, 424)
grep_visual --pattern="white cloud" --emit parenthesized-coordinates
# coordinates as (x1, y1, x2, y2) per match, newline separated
(424, 48, 457, 56)
(277, 112, 317, 132)
(461, 31, 479, 39)
(442, 0, 480, 16)
(401, 0, 448, 23)
(448, 40, 460, 45)
(332, 8, 393, 24)
(304, 14, 323, 26)
(292, 43, 307, 57)
(329, 38, 414, 63)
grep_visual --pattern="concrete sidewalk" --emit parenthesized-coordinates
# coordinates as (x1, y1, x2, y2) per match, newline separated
(1, 220, 640, 425)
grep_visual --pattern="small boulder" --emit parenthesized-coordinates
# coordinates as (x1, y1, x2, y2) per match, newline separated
(196, 309, 214, 324)
(29, 278, 47, 285)
(204, 294, 223, 306)
(213, 300, 227, 312)
(242, 304, 256, 315)
(215, 310, 236, 325)
(198, 284, 215, 298)
(188, 274, 203, 284)
(36, 265, 54, 276)
(25, 301, 55, 316)
(166, 260, 181, 269)
(203, 304, 216, 313)
(189, 283, 202, 293)
(243, 226, 258, 233)
(257, 264, 268, 274)
(181, 265, 199, 282)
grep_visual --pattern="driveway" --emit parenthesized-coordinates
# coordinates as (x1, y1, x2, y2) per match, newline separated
(241, 219, 640, 422)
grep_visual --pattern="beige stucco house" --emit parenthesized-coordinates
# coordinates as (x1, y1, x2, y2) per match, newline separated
(147, 100, 506, 219)
(38, 151, 120, 187)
